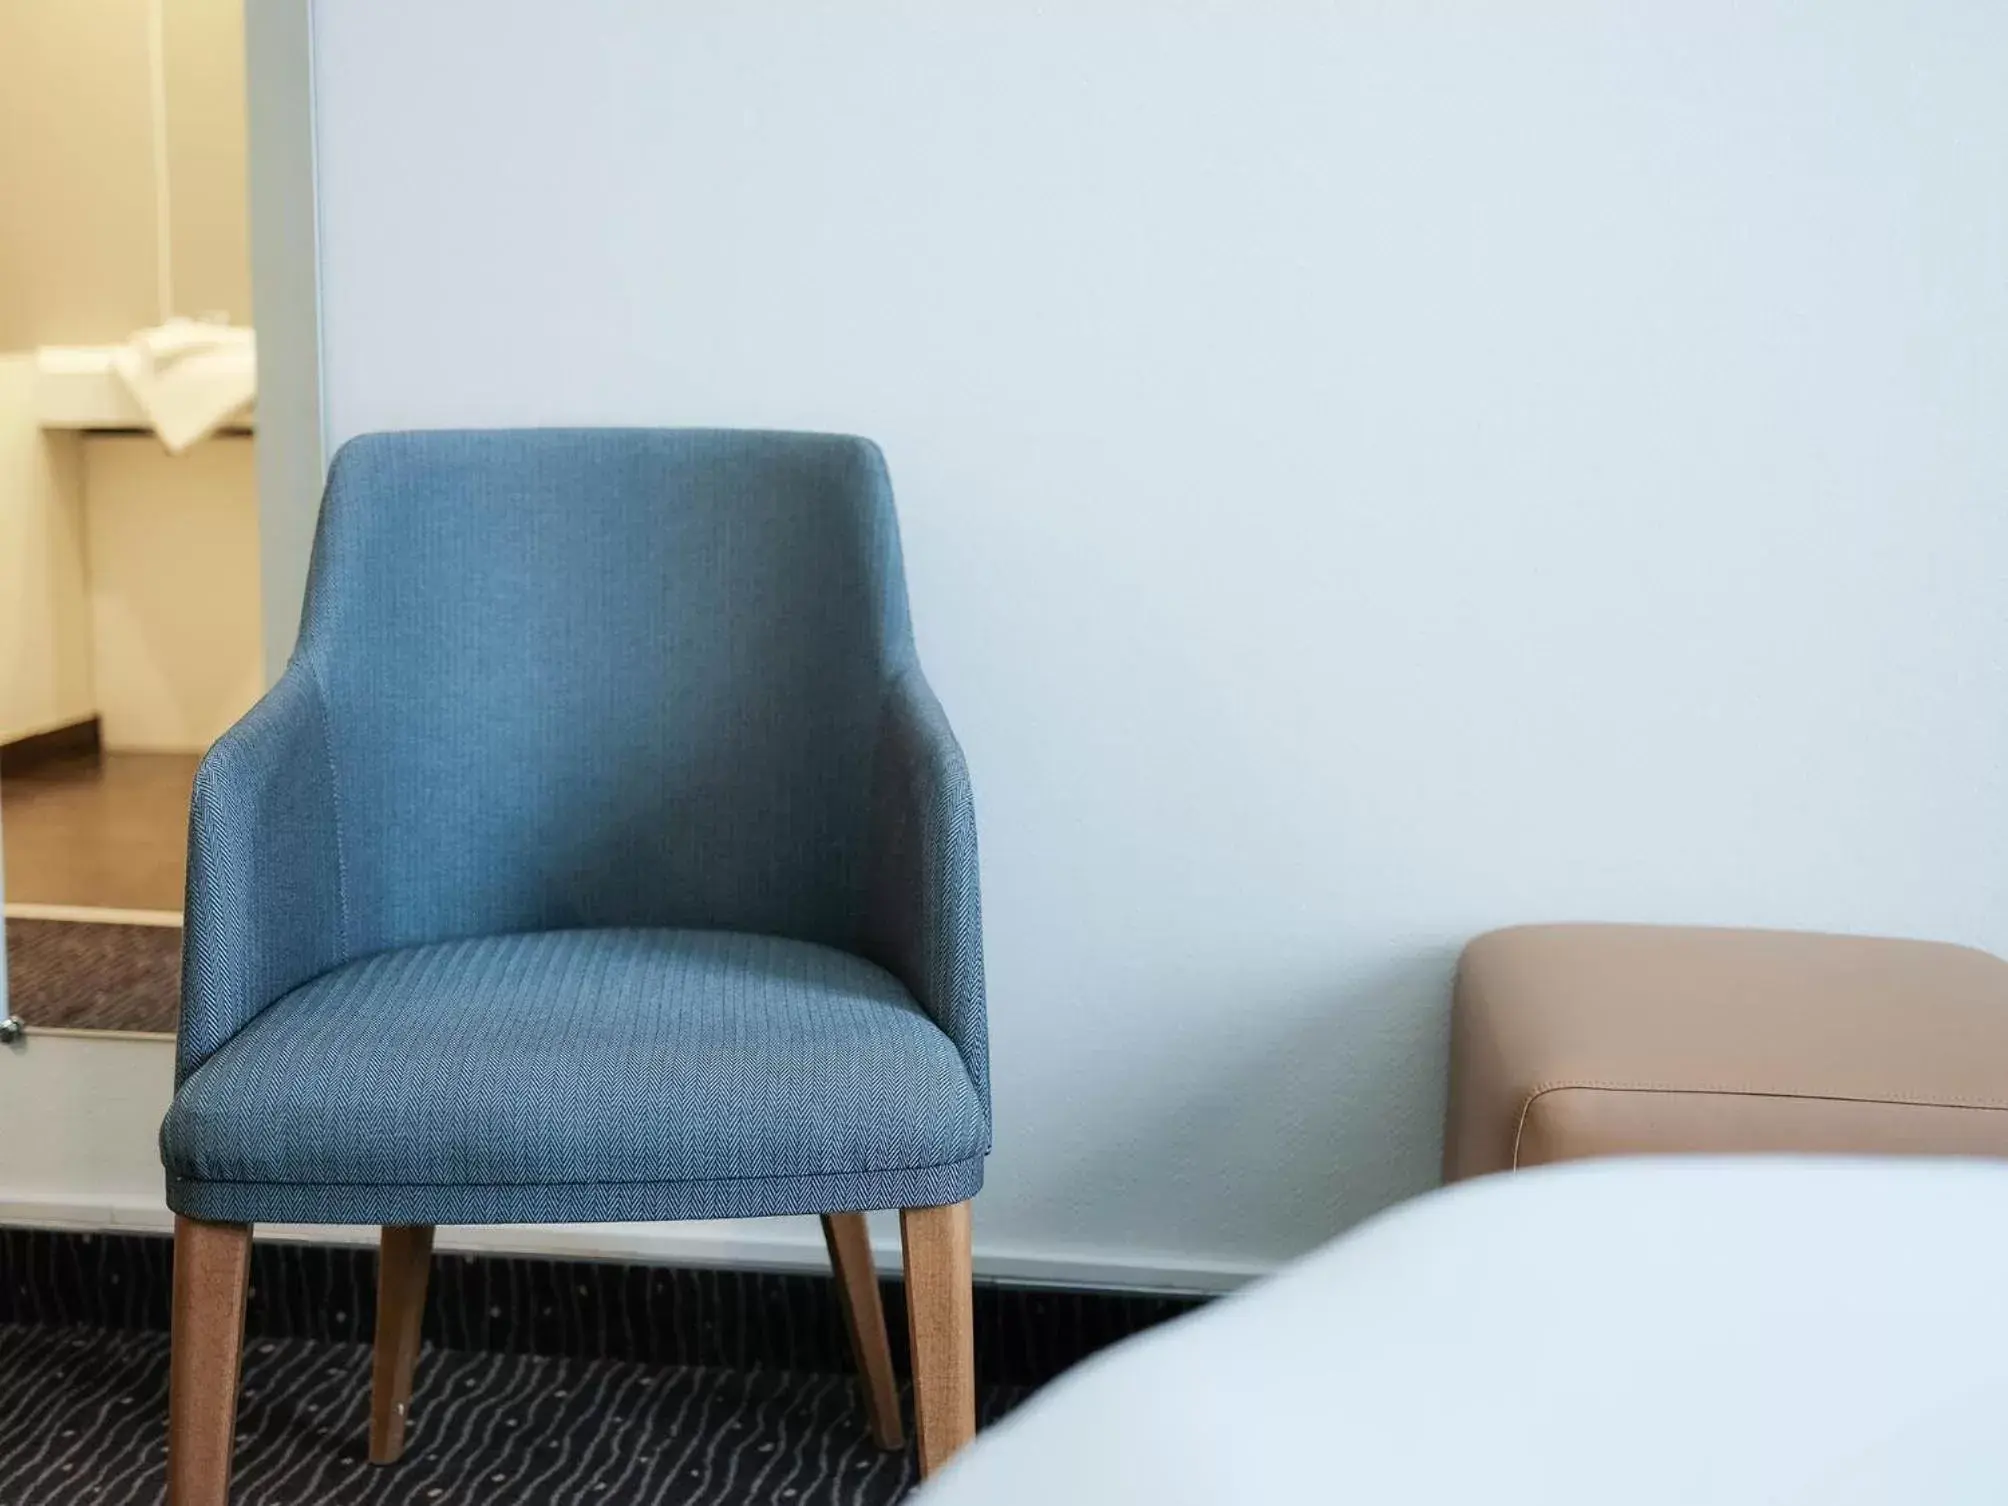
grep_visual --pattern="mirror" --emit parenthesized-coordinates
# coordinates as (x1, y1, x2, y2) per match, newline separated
(1, 0, 258, 1039)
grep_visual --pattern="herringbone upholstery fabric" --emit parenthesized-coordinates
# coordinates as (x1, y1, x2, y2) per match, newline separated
(164, 929, 986, 1223)
(162, 429, 988, 1224)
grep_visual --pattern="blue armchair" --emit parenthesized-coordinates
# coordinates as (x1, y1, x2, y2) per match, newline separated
(159, 430, 988, 1501)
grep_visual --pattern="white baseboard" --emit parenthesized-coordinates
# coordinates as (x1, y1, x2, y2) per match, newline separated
(0, 1031, 1263, 1294)
(0, 1191, 1259, 1295)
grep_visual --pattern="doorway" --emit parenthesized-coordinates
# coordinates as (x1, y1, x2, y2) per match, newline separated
(1, 0, 318, 1050)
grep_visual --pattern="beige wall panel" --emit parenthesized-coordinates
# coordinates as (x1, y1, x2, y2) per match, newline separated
(82, 434, 261, 752)
(0, 0, 161, 350)
(162, 0, 252, 323)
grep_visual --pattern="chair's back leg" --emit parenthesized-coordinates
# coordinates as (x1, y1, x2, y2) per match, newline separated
(821, 1212, 906, 1449)
(169, 1216, 253, 1506)
(369, 1224, 436, 1464)
(900, 1201, 976, 1477)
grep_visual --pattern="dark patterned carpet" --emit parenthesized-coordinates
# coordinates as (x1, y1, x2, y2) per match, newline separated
(2, 917, 181, 1034)
(0, 1229, 1202, 1388)
(0, 1323, 1028, 1505)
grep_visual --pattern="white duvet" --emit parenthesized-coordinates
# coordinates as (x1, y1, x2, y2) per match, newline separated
(919, 1158, 2008, 1504)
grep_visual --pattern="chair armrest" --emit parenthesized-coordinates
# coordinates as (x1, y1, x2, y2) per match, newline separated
(176, 664, 348, 1085)
(862, 661, 990, 1124)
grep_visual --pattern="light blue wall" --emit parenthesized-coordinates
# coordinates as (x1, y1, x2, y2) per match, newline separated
(306, 0, 2008, 1283)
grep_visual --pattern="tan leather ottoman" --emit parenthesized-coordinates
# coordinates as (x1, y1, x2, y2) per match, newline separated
(1445, 923, 2008, 1181)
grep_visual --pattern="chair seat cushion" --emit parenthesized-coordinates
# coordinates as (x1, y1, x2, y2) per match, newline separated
(161, 928, 988, 1225)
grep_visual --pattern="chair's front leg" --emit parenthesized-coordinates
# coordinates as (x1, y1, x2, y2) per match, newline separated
(370, 1225, 436, 1463)
(900, 1201, 976, 1477)
(169, 1216, 253, 1506)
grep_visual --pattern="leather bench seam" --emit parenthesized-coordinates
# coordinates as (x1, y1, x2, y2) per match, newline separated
(1511, 1082, 2008, 1170)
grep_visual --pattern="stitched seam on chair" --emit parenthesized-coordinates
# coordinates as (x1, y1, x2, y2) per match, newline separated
(170, 1152, 987, 1192)
(303, 655, 351, 958)
(1509, 1082, 2008, 1170)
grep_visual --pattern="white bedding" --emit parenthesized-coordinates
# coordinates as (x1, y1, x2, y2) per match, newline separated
(919, 1159, 2008, 1504)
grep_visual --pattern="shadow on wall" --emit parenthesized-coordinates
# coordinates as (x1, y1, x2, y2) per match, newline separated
(1019, 950, 1460, 1276)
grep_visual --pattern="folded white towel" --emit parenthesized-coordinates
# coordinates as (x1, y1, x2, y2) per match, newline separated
(111, 317, 257, 454)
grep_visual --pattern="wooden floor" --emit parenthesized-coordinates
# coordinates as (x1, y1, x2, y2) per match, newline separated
(1, 752, 199, 913)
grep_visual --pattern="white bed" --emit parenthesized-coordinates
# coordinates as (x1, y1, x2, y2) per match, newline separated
(920, 1159, 2008, 1504)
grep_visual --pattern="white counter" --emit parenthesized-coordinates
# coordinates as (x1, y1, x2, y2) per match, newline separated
(33, 344, 254, 433)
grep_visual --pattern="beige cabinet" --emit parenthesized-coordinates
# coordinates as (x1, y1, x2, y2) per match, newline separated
(82, 436, 261, 752)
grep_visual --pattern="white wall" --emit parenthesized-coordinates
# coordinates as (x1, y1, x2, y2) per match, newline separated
(308, 1, 2008, 1283)
(244, 0, 326, 678)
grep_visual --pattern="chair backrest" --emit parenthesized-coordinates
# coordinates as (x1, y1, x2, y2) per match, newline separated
(296, 428, 913, 956)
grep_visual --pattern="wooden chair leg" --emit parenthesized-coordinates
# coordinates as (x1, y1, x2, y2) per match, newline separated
(821, 1212, 905, 1450)
(168, 1216, 253, 1506)
(900, 1200, 975, 1478)
(369, 1224, 435, 1464)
